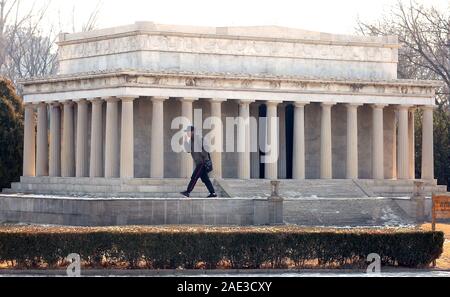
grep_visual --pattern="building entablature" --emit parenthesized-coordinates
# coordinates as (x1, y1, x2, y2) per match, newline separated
(21, 70, 441, 106)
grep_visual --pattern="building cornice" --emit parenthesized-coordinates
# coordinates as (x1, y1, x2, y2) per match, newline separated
(20, 70, 440, 107)
(20, 69, 442, 89)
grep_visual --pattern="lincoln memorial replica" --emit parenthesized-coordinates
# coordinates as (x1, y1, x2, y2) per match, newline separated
(0, 22, 447, 226)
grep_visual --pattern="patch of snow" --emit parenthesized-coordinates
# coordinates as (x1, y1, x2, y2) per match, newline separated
(380, 207, 406, 226)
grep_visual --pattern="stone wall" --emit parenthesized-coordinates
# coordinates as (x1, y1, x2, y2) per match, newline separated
(0, 194, 417, 227)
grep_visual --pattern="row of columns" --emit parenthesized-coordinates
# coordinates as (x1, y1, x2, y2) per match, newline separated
(289, 102, 433, 180)
(23, 99, 435, 181)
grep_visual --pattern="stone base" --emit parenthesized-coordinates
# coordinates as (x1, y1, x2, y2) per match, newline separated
(1, 177, 447, 227)
(0, 195, 279, 226)
(0, 194, 427, 227)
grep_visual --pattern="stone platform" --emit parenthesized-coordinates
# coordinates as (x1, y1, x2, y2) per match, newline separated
(3, 177, 447, 198)
(0, 194, 424, 227)
(0, 177, 447, 227)
(0, 195, 282, 226)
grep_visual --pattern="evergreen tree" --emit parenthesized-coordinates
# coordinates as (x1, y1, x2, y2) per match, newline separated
(415, 106, 450, 189)
(0, 77, 23, 189)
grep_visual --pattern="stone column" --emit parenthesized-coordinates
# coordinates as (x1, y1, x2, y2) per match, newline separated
(293, 102, 308, 180)
(250, 103, 260, 179)
(49, 103, 61, 177)
(150, 97, 167, 178)
(36, 102, 49, 177)
(265, 101, 279, 180)
(75, 100, 88, 177)
(278, 104, 287, 179)
(346, 103, 361, 179)
(238, 100, 252, 179)
(104, 97, 120, 178)
(209, 98, 225, 178)
(61, 101, 75, 177)
(320, 102, 335, 179)
(421, 106, 434, 180)
(397, 105, 410, 180)
(180, 98, 197, 178)
(23, 104, 36, 177)
(392, 109, 397, 179)
(408, 108, 415, 179)
(120, 97, 136, 178)
(89, 99, 103, 177)
(372, 104, 386, 180)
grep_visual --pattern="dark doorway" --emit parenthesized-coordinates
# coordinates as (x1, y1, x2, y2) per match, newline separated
(285, 104, 294, 179)
(259, 104, 267, 179)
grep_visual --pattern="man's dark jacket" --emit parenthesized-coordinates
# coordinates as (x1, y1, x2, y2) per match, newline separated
(188, 134, 210, 166)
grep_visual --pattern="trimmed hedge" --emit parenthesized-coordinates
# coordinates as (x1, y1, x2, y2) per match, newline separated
(0, 226, 444, 269)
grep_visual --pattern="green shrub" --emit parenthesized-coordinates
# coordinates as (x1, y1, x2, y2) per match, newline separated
(0, 227, 444, 269)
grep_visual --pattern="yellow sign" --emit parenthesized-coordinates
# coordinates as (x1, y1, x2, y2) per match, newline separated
(432, 194, 450, 236)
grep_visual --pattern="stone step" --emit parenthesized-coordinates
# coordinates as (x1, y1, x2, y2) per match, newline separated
(12, 183, 121, 192)
(9, 183, 210, 195)
(372, 185, 445, 193)
(19, 177, 195, 186)
(5, 178, 446, 199)
(3, 190, 216, 198)
(20, 176, 123, 185)
(224, 179, 368, 198)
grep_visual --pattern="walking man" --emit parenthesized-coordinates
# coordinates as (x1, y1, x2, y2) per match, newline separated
(180, 126, 218, 198)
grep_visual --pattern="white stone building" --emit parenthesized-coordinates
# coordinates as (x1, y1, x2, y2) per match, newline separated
(20, 22, 438, 182)
(1, 22, 446, 227)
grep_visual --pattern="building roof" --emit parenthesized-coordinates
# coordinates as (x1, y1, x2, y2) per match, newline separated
(58, 21, 399, 48)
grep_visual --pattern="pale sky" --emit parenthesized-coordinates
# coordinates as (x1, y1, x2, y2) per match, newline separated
(21, 0, 449, 35)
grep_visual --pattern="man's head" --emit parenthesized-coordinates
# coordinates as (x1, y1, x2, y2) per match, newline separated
(184, 126, 195, 138)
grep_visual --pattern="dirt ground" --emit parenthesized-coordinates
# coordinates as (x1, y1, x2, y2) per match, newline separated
(421, 223, 450, 269)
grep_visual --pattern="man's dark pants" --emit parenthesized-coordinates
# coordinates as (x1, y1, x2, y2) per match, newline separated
(187, 163, 215, 194)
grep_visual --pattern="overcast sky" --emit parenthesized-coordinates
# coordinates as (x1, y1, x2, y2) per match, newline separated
(25, 0, 449, 35)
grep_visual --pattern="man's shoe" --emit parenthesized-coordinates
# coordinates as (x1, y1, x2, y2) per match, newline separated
(207, 193, 218, 198)
(180, 191, 190, 198)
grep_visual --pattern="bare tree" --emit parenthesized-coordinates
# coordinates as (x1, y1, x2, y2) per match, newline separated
(69, 0, 103, 33)
(5, 23, 57, 81)
(356, 0, 450, 106)
(82, 0, 103, 32)
(357, 0, 450, 189)
(1, 0, 103, 86)
(1, 0, 54, 83)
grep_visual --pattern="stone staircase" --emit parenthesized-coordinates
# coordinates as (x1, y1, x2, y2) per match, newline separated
(358, 179, 448, 197)
(3, 177, 447, 199)
(223, 179, 371, 198)
(2, 177, 228, 198)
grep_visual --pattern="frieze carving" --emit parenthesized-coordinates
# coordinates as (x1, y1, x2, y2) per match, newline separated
(269, 81, 281, 89)
(241, 80, 252, 88)
(126, 75, 138, 84)
(350, 84, 364, 92)
(185, 78, 197, 87)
